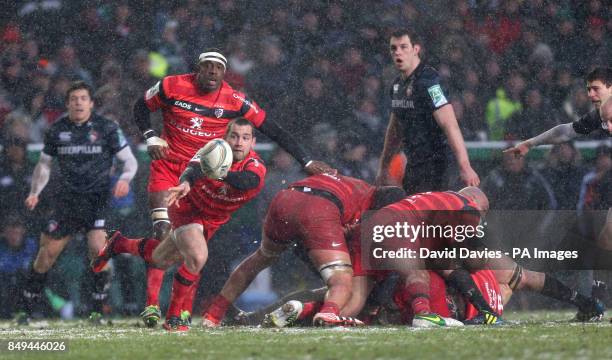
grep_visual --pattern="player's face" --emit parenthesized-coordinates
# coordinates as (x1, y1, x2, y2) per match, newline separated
(389, 35, 420, 75)
(196, 61, 225, 93)
(225, 124, 255, 162)
(586, 80, 611, 108)
(67, 89, 94, 123)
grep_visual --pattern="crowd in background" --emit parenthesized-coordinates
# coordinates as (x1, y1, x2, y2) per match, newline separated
(0, 0, 610, 318)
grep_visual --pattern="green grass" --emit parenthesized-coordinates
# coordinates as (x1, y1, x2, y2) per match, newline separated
(1, 311, 610, 360)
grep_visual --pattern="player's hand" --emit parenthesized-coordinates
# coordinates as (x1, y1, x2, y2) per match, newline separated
(460, 166, 480, 187)
(113, 180, 130, 198)
(25, 194, 39, 210)
(503, 141, 531, 158)
(304, 160, 337, 176)
(166, 181, 191, 207)
(146, 136, 169, 160)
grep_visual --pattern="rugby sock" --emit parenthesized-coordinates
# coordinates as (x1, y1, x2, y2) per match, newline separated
(92, 270, 111, 314)
(404, 282, 431, 315)
(319, 301, 340, 315)
(541, 273, 591, 309)
(298, 301, 322, 320)
(145, 266, 165, 306)
(139, 238, 160, 264)
(181, 282, 198, 315)
(20, 268, 47, 314)
(204, 294, 231, 323)
(166, 264, 199, 319)
(447, 269, 497, 315)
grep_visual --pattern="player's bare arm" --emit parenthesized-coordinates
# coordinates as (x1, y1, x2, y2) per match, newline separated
(25, 152, 53, 210)
(376, 113, 404, 185)
(504, 123, 578, 158)
(434, 105, 480, 186)
(133, 98, 168, 160)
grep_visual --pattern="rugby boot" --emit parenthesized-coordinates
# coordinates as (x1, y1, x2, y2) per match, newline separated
(140, 304, 162, 328)
(263, 300, 304, 328)
(91, 230, 122, 272)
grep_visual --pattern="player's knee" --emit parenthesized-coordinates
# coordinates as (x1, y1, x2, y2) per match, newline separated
(186, 252, 207, 273)
(508, 264, 525, 291)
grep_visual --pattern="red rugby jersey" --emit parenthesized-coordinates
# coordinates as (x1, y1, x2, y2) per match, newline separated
(290, 174, 375, 224)
(386, 191, 482, 248)
(187, 149, 266, 226)
(144, 74, 266, 162)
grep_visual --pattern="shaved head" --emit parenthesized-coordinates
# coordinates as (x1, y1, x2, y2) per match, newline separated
(458, 186, 489, 212)
(600, 97, 612, 134)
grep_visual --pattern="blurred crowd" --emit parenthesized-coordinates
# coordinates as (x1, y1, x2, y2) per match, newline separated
(0, 0, 610, 317)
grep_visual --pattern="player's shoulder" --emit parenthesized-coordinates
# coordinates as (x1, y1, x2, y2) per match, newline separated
(47, 115, 70, 131)
(92, 113, 119, 131)
(244, 150, 265, 168)
(416, 64, 440, 83)
(162, 73, 197, 91)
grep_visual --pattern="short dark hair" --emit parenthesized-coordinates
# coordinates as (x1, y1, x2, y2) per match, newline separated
(65, 81, 93, 102)
(586, 67, 612, 87)
(226, 118, 254, 135)
(390, 28, 422, 46)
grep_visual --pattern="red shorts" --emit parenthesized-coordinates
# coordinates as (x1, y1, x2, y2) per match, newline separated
(148, 159, 188, 193)
(264, 189, 349, 254)
(168, 196, 222, 241)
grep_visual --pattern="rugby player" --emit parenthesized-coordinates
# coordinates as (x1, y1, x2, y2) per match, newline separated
(200, 175, 405, 327)
(93, 118, 266, 331)
(131, 48, 332, 326)
(16, 81, 137, 325)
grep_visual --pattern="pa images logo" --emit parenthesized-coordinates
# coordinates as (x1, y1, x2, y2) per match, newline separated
(427, 84, 448, 107)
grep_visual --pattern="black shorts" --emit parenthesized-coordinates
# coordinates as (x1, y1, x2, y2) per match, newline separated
(43, 191, 110, 238)
(403, 156, 453, 195)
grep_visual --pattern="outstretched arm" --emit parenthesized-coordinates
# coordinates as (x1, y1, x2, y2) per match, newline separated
(504, 123, 578, 157)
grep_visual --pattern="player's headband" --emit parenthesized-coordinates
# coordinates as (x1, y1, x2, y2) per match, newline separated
(198, 51, 227, 71)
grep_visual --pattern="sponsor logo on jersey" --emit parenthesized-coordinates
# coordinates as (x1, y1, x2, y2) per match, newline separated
(427, 84, 448, 107)
(170, 120, 216, 137)
(393, 84, 399, 94)
(602, 121, 609, 131)
(94, 219, 106, 228)
(57, 145, 103, 155)
(47, 220, 59, 233)
(190, 117, 204, 129)
(145, 82, 160, 100)
(200, 183, 247, 202)
(232, 93, 259, 114)
(59, 132, 72, 142)
(392, 99, 415, 109)
(174, 100, 192, 110)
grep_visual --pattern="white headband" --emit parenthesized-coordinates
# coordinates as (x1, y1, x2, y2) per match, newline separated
(198, 51, 227, 70)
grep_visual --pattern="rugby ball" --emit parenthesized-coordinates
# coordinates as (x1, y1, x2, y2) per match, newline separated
(197, 139, 233, 179)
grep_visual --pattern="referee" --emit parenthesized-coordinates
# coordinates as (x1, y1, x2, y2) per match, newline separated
(377, 28, 479, 194)
(16, 81, 138, 325)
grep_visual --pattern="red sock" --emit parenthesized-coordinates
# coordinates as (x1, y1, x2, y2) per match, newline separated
(405, 282, 431, 315)
(318, 301, 339, 315)
(298, 301, 322, 320)
(181, 281, 199, 315)
(166, 264, 199, 319)
(113, 234, 142, 255)
(204, 294, 231, 323)
(141, 238, 160, 264)
(146, 266, 165, 306)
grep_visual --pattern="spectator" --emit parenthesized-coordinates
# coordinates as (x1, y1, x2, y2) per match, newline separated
(506, 88, 560, 139)
(541, 142, 585, 210)
(0, 137, 32, 218)
(482, 149, 557, 210)
(0, 215, 37, 318)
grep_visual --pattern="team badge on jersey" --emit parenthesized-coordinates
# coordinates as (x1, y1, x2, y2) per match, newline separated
(214, 108, 224, 118)
(406, 85, 413, 97)
(88, 130, 99, 143)
(190, 117, 204, 129)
